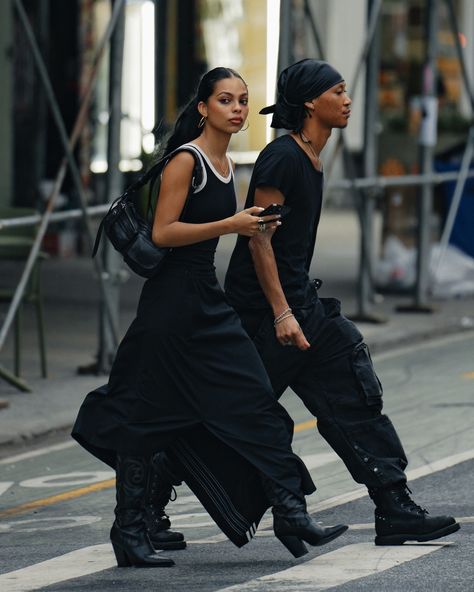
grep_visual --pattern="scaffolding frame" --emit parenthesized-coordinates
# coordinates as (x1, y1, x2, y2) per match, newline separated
(300, 0, 474, 317)
(0, 0, 126, 391)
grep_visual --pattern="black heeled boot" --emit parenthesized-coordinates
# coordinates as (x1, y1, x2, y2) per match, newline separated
(110, 454, 175, 567)
(261, 476, 348, 558)
(144, 453, 186, 551)
(368, 484, 460, 545)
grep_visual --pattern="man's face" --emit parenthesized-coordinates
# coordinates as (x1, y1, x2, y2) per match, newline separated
(311, 82, 352, 129)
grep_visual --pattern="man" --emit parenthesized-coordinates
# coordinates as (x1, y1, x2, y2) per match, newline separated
(224, 59, 460, 545)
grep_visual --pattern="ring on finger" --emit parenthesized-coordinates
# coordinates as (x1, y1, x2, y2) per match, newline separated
(258, 220, 266, 232)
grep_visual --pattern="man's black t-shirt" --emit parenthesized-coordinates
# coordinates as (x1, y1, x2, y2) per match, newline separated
(225, 134, 323, 310)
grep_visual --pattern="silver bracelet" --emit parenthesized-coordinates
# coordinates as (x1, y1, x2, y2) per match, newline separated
(274, 312, 294, 326)
(274, 307, 292, 324)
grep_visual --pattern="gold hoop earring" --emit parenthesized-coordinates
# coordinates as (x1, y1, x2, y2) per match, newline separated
(239, 122, 249, 132)
(198, 116, 207, 128)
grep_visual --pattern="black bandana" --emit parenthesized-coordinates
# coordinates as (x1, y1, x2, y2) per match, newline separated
(260, 59, 344, 130)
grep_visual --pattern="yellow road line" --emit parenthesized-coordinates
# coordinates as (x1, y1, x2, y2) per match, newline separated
(462, 371, 474, 379)
(0, 479, 115, 519)
(0, 418, 317, 519)
(294, 418, 317, 432)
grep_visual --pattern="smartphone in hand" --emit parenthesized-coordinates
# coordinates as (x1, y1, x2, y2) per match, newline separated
(258, 203, 291, 218)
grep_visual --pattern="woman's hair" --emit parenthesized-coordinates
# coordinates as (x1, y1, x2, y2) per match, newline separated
(155, 67, 246, 159)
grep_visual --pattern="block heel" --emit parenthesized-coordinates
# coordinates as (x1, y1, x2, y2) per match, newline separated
(112, 543, 132, 567)
(276, 534, 308, 558)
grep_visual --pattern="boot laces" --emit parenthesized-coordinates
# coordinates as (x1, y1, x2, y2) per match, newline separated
(396, 486, 428, 515)
(148, 486, 177, 524)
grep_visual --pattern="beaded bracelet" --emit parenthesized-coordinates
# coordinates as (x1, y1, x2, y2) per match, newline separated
(273, 307, 292, 325)
(274, 311, 294, 326)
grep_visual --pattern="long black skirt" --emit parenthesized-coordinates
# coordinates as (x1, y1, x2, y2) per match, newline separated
(72, 265, 315, 546)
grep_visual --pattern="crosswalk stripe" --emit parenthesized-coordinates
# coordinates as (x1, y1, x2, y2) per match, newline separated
(0, 448, 471, 589)
(215, 542, 451, 591)
(0, 544, 115, 592)
(0, 540, 453, 592)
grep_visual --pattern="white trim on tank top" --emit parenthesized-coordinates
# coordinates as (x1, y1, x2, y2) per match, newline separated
(184, 142, 233, 185)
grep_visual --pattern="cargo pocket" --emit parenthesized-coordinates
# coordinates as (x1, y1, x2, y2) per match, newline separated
(351, 342, 383, 407)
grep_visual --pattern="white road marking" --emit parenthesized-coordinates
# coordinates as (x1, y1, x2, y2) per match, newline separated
(215, 542, 451, 591)
(327, 515, 472, 531)
(0, 544, 116, 592)
(372, 329, 474, 362)
(169, 511, 215, 528)
(301, 452, 339, 470)
(405, 448, 474, 481)
(187, 449, 474, 542)
(0, 481, 13, 497)
(19, 471, 114, 489)
(172, 493, 199, 505)
(0, 447, 471, 589)
(0, 441, 77, 465)
(0, 515, 101, 533)
(308, 448, 474, 515)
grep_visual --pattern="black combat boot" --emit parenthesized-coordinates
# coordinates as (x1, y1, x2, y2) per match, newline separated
(144, 454, 186, 551)
(110, 454, 175, 567)
(261, 476, 348, 558)
(368, 484, 460, 545)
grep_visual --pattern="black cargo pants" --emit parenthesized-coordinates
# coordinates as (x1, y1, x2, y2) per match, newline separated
(236, 296, 408, 488)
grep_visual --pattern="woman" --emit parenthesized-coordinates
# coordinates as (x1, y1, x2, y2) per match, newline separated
(72, 67, 347, 568)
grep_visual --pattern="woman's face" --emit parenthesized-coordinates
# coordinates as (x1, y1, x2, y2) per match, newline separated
(199, 76, 249, 134)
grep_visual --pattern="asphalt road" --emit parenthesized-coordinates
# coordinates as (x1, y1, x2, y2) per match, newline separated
(0, 332, 473, 591)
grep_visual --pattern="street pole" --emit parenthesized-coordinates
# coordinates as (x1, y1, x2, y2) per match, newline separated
(399, 0, 439, 312)
(97, 0, 125, 373)
(275, 0, 293, 139)
(352, 0, 386, 323)
(278, 0, 293, 73)
(154, 0, 167, 135)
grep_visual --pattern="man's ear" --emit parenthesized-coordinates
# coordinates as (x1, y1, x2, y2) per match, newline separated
(303, 99, 315, 111)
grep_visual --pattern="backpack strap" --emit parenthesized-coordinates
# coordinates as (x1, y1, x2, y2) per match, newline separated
(145, 145, 204, 220)
(92, 146, 204, 258)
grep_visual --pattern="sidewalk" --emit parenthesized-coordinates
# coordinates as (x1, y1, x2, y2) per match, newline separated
(1, 210, 473, 449)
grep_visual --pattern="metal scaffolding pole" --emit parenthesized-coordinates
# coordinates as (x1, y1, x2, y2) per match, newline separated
(304, 0, 384, 321)
(154, 0, 167, 133)
(431, 0, 474, 286)
(278, 0, 294, 73)
(98, 0, 125, 373)
(398, 0, 439, 312)
(396, 0, 438, 313)
(0, 0, 124, 391)
(416, 0, 439, 308)
(352, 0, 387, 323)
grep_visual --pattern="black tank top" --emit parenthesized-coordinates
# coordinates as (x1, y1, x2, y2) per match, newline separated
(165, 143, 236, 268)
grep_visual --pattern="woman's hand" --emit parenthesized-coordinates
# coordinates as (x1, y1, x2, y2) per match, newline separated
(229, 206, 282, 237)
(275, 315, 310, 350)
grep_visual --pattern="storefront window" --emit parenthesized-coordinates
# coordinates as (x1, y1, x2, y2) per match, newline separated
(197, 0, 280, 161)
(88, 0, 283, 176)
(90, 0, 155, 174)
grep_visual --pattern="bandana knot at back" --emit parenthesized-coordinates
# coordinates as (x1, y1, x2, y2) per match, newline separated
(260, 58, 344, 130)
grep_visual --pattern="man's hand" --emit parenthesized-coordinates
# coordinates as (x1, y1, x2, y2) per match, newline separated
(275, 315, 310, 350)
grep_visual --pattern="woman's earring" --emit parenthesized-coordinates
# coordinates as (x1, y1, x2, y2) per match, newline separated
(198, 116, 207, 128)
(239, 122, 249, 132)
